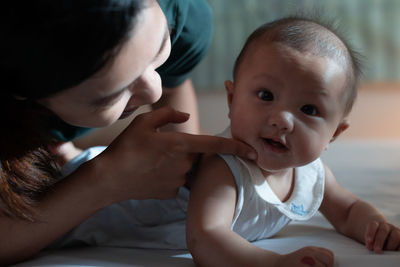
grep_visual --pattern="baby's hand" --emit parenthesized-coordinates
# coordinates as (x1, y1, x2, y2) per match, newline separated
(365, 221, 400, 253)
(275, 246, 334, 267)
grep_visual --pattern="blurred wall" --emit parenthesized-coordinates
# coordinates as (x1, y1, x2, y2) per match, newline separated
(191, 0, 400, 91)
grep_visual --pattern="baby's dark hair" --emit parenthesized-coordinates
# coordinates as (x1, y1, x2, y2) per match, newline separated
(233, 15, 364, 117)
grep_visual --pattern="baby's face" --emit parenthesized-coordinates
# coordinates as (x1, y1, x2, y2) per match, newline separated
(227, 42, 348, 172)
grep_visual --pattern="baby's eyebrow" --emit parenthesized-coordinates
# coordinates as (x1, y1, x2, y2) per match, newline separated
(303, 86, 330, 97)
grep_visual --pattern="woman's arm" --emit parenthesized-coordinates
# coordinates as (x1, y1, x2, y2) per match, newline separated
(320, 165, 400, 252)
(0, 160, 108, 265)
(0, 107, 256, 265)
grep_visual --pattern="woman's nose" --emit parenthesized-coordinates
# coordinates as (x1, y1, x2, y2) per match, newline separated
(128, 68, 163, 106)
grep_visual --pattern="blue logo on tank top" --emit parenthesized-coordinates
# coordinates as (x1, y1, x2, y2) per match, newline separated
(291, 203, 308, 216)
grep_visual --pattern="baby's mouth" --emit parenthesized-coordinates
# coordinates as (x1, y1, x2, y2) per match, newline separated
(262, 138, 288, 152)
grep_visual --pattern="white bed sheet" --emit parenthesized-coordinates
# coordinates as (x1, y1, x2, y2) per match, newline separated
(12, 140, 400, 267)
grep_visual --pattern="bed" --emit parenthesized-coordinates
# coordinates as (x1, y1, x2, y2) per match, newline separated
(12, 140, 400, 267)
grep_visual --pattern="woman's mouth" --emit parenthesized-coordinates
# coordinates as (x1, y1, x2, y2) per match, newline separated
(119, 106, 138, 119)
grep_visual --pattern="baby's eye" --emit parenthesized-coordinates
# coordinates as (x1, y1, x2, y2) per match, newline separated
(301, 105, 318, 116)
(257, 90, 274, 101)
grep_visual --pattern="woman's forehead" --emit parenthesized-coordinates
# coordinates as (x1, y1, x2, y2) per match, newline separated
(70, 1, 168, 98)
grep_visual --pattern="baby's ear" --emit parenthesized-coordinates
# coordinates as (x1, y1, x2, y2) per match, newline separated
(330, 119, 350, 143)
(225, 80, 235, 119)
(224, 80, 234, 106)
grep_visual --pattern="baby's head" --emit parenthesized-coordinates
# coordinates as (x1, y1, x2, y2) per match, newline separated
(225, 16, 363, 172)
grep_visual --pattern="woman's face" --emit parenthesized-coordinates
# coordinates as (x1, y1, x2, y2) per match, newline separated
(39, 0, 171, 127)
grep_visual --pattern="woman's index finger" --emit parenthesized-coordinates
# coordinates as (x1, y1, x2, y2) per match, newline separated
(138, 107, 190, 129)
(180, 134, 257, 160)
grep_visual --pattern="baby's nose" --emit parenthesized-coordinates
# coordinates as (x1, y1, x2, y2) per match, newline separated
(269, 110, 294, 132)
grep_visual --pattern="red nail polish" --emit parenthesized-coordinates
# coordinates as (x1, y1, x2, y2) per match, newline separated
(301, 256, 316, 266)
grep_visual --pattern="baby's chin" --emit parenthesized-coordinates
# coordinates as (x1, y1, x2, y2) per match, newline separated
(256, 159, 292, 174)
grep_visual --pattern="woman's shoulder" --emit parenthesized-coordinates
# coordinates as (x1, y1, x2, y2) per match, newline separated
(156, 0, 213, 87)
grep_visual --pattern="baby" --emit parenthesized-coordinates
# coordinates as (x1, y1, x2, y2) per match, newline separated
(47, 15, 400, 267)
(186, 16, 400, 267)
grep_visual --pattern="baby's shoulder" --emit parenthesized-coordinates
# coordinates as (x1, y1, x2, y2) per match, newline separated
(189, 153, 236, 187)
(199, 153, 233, 173)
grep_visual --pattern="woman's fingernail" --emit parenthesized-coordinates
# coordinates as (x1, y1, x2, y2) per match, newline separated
(181, 112, 190, 117)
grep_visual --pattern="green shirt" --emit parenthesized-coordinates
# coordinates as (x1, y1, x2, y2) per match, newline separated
(157, 0, 213, 87)
(50, 0, 213, 141)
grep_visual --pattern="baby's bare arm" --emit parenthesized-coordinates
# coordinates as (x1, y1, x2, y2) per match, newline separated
(187, 155, 283, 266)
(187, 155, 333, 267)
(320, 165, 400, 252)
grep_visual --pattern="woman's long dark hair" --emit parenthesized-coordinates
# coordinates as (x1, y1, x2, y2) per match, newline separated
(0, 0, 144, 220)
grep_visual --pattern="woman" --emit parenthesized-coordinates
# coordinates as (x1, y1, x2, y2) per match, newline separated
(0, 0, 256, 264)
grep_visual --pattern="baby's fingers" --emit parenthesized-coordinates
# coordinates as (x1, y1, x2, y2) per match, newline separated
(314, 249, 334, 267)
(372, 222, 391, 253)
(365, 221, 379, 251)
(384, 226, 400, 251)
(293, 247, 334, 267)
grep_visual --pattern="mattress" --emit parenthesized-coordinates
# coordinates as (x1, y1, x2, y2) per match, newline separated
(12, 140, 400, 267)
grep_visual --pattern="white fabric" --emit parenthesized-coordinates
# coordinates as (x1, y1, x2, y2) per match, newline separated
(216, 126, 324, 241)
(220, 154, 325, 242)
(13, 140, 400, 267)
(52, 128, 325, 248)
(51, 146, 189, 250)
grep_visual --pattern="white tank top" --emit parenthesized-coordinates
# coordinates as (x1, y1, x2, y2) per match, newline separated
(218, 128, 325, 242)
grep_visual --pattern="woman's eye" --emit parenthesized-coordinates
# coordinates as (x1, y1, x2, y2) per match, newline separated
(95, 89, 127, 108)
(257, 90, 274, 101)
(301, 105, 318, 116)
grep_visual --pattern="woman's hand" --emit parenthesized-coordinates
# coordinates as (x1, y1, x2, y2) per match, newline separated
(92, 107, 256, 203)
